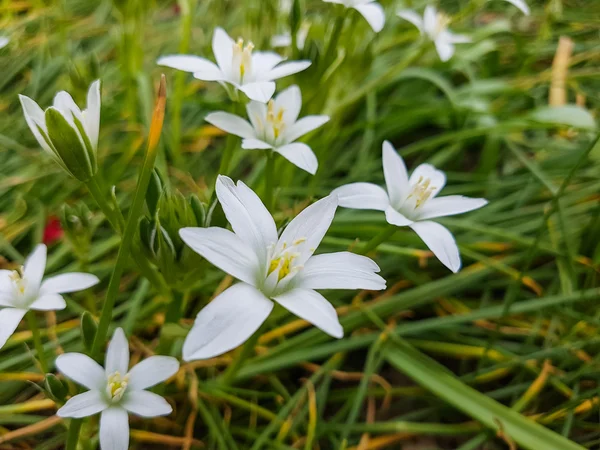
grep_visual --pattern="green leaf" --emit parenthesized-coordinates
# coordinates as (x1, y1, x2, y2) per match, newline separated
(528, 105, 597, 130)
(80, 311, 97, 352)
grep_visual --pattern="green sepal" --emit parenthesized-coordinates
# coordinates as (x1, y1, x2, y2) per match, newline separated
(81, 311, 98, 352)
(45, 373, 68, 403)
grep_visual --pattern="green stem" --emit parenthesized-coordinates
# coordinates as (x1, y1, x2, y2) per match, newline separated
(359, 225, 397, 255)
(65, 419, 82, 450)
(321, 12, 346, 73)
(218, 132, 237, 176)
(26, 312, 49, 374)
(86, 176, 124, 232)
(264, 151, 275, 212)
(156, 290, 185, 355)
(220, 326, 263, 386)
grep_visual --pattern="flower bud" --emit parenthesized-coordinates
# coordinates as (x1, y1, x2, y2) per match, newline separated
(19, 80, 101, 182)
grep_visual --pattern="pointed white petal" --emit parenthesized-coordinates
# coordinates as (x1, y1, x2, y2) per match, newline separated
(180, 227, 260, 285)
(53, 91, 84, 125)
(246, 101, 268, 131)
(242, 138, 273, 149)
(423, 5, 438, 35)
(212, 27, 234, 74)
(408, 163, 446, 198)
(252, 52, 285, 72)
(331, 182, 389, 211)
(274, 85, 302, 125)
(276, 195, 337, 265)
(397, 9, 424, 31)
(503, 0, 530, 14)
(275, 143, 318, 175)
(127, 356, 179, 391)
(266, 61, 311, 81)
(19, 95, 55, 156)
(215, 176, 278, 261)
(446, 32, 471, 44)
(23, 244, 47, 291)
(0, 308, 26, 349)
(122, 391, 172, 417)
(417, 196, 488, 220)
(83, 80, 101, 150)
(40, 273, 99, 295)
(29, 294, 66, 311)
(385, 206, 413, 227)
(239, 82, 276, 103)
(100, 407, 129, 450)
(182, 283, 273, 361)
(0, 270, 12, 292)
(435, 36, 455, 62)
(57, 391, 108, 418)
(354, 2, 386, 33)
(158, 55, 224, 81)
(105, 328, 129, 375)
(56, 353, 107, 390)
(382, 141, 409, 208)
(274, 288, 343, 338)
(0, 37, 8, 49)
(323, 0, 345, 3)
(205, 112, 255, 139)
(285, 115, 329, 143)
(410, 221, 461, 273)
(298, 252, 386, 290)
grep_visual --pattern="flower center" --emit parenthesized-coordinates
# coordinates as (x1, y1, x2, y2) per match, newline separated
(266, 100, 286, 139)
(106, 371, 129, 402)
(267, 238, 306, 283)
(9, 266, 27, 296)
(434, 13, 451, 37)
(233, 38, 254, 84)
(407, 176, 435, 209)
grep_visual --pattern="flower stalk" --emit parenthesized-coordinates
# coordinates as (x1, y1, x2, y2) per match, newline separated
(264, 151, 276, 212)
(90, 75, 167, 358)
(26, 312, 49, 374)
(359, 225, 397, 255)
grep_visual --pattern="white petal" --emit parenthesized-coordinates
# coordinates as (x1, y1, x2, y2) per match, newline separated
(275, 143, 318, 175)
(423, 5, 438, 35)
(182, 283, 273, 361)
(331, 182, 389, 211)
(158, 55, 224, 81)
(276, 195, 337, 266)
(242, 138, 273, 149)
(0, 295, 16, 308)
(205, 112, 255, 139)
(40, 273, 99, 294)
(284, 115, 329, 143)
(446, 32, 471, 44)
(19, 95, 55, 156)
(0, 37, 8, 49)
(298, 252, 386, 290)
(105, 328, 129, 375)
(127, 356, 179, 391)
(215, 176, 278, 261)
(29, 294, 66, 311)
(122, 391, 172, 417)
(417, 196, 488, 220)
(353, 3, 386, 33)
(252, 52, 285, 72)
(246, 101, 268, 131)
(410, 221, 461, 273)
(83, 80, 101, 150)
(382, 141, 409, 208)
(274, 85, 302, 125)
(56, 353, 107, 390)
(23, 244, 47, 291)
(385, 206, 413, 227)
(435, 36, 455, 62)
(397, 9, 424, 31)
(100, 407, 129, 450)
(271, 33, 292, 48)
(57, 391, 108, 418)
(212, 27, 234, 75)
(503, 0, 530, 15)
(239, 82, 276, 103)
(266, 61, 311, 81)
(0, 308, 26, 350)
(408, 163, 446, 198)
(273, 288, 343, 338)
(181, 226, 260, 285)
(53, 91, 84, 125)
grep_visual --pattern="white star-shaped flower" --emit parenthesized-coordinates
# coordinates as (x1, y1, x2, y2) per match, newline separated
(323, 0, 386, 33)
(332, 141, 488, 272)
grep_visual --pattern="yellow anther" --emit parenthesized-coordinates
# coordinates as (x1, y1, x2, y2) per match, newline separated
(407, 177, 436, 208)
(107, 371, 129, 401)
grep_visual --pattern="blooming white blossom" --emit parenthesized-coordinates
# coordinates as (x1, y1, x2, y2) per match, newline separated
(205, 85, 329, 175)
(57, 328, 179, 450)
(179, 176, 385, 361)
(19, 80, 101, 181)
(502, 0, 530, 15)
(0, 36, 8, 49)
(323, 0, 386, 33)
(0, 244, 99, 350)
(332, 142, 488, 273)
(397, 6, 470, 62)
(157, 27, 311, 103)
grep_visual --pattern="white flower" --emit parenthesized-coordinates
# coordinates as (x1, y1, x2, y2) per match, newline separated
(502, 0, 530, 15)
(323, 0, 386, 33)
(0, 244, 99, 350)
(205, 85, 329, 175)
(0, 36, 9, 49)
(157, 27, 311, 103)
(332, 142, 488, 273)
(57, 328, 179, 450)
(19, 80, 101, 181)
(397, 6, 471, 62)
(179, 176, 386, 361)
